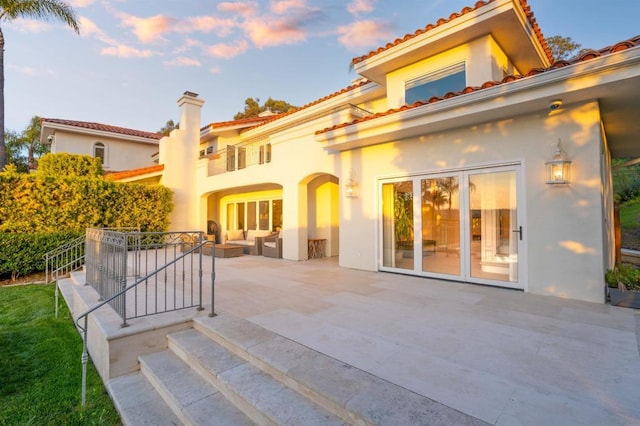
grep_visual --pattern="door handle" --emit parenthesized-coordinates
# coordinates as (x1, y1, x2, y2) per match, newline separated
(512, 226, 523, 241)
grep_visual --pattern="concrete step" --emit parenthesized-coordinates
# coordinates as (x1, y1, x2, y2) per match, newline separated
(108, 372, 181, 426)
(139, 350, 253, 426)
(193, 314, 483, 426)
(168, 329, 344, 425)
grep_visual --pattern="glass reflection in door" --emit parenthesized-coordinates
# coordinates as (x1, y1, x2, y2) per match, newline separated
(468, 171, 518, 283)
(421, 177, 460, 275)
(382, 181, 414, 270)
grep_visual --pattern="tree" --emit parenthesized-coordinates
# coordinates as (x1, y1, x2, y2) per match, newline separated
(5, 115, 49, 172)
(233, 97, 297, 120)
(546, 35, 584, 61)
(0, 0, 80, 171)
(158, 119, 178, 136)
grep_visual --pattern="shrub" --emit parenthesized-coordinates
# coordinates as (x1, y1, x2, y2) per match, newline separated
(605, 263, 640, 291)
(0, 154, 173, 280)
(0, 231, 82, 281)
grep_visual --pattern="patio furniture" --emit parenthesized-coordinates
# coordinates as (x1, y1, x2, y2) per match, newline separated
(262, 234, 282, 259)
(211, 244, 243, 258)
(308, 238, 326, 259)
(225, 229, 275, 255)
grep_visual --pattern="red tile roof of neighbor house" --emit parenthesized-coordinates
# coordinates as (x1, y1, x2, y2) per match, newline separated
(315, 36, 640, 136)
(105, 164, 164, 180)
(42, 118, 163, 140)
(352, 0, 553, 66)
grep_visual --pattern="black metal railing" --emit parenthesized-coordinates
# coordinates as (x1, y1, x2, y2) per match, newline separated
(73, 228, 217, 406)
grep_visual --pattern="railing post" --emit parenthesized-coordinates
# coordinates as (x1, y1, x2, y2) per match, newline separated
(209, 240, 217, 317)
(81, 316, 88, 407)
(197, 233, 205, 312)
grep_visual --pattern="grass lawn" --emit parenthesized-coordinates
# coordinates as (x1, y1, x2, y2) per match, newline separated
(620, 197, 640, 250)
(0, 284, 121, 425)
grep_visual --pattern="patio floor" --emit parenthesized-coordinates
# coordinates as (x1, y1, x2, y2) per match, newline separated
(135, 254, 639, 425)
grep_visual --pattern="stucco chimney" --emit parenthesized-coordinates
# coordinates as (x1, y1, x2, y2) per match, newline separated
(161, 91, 205, 231)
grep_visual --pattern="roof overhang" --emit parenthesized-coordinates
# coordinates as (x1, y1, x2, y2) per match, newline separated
(318, 46, 640, 158)
(353, 0, 550, 84)
(41, 121, 159, 145)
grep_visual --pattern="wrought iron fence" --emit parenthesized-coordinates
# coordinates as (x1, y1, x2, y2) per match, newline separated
(75, 228, 217, 405)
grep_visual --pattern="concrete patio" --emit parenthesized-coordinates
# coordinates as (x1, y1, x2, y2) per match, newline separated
(203, 255, 639, 425)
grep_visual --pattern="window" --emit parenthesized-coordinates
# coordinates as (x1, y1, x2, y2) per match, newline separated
(226, 198, 281, 232)
(405, 63, 466, 104)
(238, 147, 246, 169)
(93, 142, 105, 164)
(226, 146, 236, 171)
(266, 143, 272, 163)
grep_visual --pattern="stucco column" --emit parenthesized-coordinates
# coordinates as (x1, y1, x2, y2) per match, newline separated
(281, 182, 307, 260)
(160, 91, 205, 231)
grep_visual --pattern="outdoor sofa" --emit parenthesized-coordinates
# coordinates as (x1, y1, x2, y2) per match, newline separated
(225, 229, 276, 255)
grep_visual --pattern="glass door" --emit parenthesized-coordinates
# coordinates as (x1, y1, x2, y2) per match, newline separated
(466, 168, 521, 288)
(421, 176, 461, 276)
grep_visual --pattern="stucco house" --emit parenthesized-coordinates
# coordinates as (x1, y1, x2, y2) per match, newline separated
(40, 118, 161, 173)
(43, 0, 640, 305)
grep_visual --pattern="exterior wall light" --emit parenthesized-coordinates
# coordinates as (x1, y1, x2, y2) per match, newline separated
(545, 139, 572, 184)
(345, 169, 358, 198)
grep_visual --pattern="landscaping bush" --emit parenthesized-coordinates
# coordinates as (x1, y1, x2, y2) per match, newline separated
(605, 263, 640, 291)
(0, 231, 82, 281)
(0, 154, 174, 280)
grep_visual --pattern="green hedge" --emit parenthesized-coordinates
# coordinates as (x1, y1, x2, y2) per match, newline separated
(0, 173, 173, 234)
(0, 154, 173, 280)
(0, 231, 82, 280)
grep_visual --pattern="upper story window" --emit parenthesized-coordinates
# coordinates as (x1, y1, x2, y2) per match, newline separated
(93, 142, 105, 164)
(405, 62, 466, 104)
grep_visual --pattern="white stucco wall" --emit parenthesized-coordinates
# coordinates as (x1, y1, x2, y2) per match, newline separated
(338, 100, 608, 303)
(52, 131, 157, 171)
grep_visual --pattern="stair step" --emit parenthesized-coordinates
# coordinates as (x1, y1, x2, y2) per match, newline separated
(169, 329, 344, 426)
(108, 372, 181, 426)
(193, 314, 481, 426)
(140, 350, 253, 426)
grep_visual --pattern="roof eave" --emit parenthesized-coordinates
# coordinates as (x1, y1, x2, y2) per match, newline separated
(354, 0, 550, 84)
(318, 47, 640, 153)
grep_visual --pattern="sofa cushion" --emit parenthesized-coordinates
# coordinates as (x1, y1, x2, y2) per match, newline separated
(246, 229, 272, 242)
(226, 229, 244, 241)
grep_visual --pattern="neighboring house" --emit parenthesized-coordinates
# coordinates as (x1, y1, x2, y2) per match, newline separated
(40, 118, 161, 172)
(46, 0, 640, 305)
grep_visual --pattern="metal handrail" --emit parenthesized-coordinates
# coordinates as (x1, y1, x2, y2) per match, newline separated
(73, 230, 216, 406)
(45, 235, 85, 319)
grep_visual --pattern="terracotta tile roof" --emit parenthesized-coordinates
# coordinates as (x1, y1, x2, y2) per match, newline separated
(42, 118, 162, 140)
(240, 78, 372, 132)
(316, 36, 640, 136)
(105, 164, 164, 181)
(351, 0, 553, 66)
(201, 115, 281, 131)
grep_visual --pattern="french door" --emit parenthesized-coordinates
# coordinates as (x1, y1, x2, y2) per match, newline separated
(380, 165, 524, 289)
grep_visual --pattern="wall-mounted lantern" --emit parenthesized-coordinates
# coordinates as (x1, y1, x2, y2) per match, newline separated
(345, 169, 358, 198)
(545, 139, 572, 184)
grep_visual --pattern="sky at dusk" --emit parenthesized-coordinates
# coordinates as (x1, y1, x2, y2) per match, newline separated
(3, 0, 639, 134)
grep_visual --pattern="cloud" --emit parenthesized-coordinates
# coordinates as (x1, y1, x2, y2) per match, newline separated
(180, 16, 237, 37)
(337, 20, 394, 50)
(101, 44, 154, 58)
(218, 1, 259, 17)
(67, 0, 95, 7)
(210, 66, 222, 74)
(347, 0, 376, 15)
(270, 0, 308, 14)
(10, 18, 51, 33)
(117, 13, 174, 44)
(8, 64, 40, 76)
(205, 40, 249, 59)
(243, 17, 306, 48)
(164, 56, 201, 67)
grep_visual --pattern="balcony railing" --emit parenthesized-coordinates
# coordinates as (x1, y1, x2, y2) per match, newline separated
(201, 142, 271, 176)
